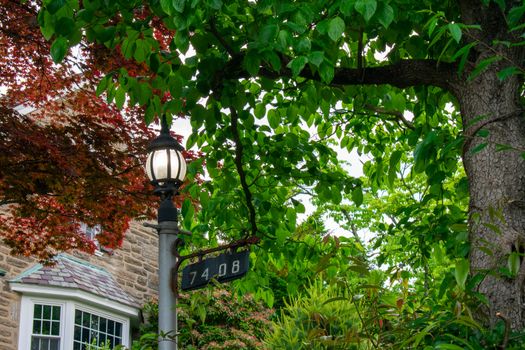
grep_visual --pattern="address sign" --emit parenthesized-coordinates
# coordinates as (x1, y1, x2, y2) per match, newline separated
(181, 250, 250, 291)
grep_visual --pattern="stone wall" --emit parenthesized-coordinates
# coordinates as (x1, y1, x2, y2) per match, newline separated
(0, 222, 159, 350)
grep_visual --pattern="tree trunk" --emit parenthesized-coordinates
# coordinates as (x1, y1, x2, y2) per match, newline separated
(457, 61, 525, 328)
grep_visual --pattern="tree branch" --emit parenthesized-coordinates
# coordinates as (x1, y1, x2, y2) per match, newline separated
(209, 17, 237, 58)
(254, 59, 459, 92)
(229, 107, 258, 237)
(364, 104, 415, 130)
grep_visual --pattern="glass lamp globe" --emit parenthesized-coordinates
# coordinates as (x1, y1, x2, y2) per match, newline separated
(145, 118, 187, 186)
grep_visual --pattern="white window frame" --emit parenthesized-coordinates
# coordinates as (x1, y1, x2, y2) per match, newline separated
(19, 298, 66, 350)
(12, 285, 137, 350)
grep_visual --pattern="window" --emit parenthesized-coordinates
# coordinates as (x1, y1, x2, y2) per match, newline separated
(31, 304, 61, 350)
(80, 223, 102, 253)
(15, 296, 131, 350)
(73, 310, 122, 350)
(80, 224, 113, 255)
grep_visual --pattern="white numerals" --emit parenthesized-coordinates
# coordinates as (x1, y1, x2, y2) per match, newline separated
(218, 263, 227, 277)
(232, 260, 240, 274)
(201, 268, 209, 280)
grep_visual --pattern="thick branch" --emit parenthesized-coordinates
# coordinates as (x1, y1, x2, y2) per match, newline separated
(230, 107, 258, 237)
(253, 59, 459, 93)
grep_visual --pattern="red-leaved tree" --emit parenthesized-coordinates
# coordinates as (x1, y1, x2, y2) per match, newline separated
(0, 0, 197, 261)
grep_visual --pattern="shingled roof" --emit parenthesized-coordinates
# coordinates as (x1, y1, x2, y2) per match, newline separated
(10, 254, 138, 307)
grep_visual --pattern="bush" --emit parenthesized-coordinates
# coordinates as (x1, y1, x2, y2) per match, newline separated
(132, 287, 273, 349)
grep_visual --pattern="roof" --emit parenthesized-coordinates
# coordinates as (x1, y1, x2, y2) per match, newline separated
(10, 254, 138, 308)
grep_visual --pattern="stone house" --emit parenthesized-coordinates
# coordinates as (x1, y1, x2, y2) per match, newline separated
(0, 222, 160, 350)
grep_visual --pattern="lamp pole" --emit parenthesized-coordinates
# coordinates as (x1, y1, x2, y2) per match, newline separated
(145, 116, 187, 350)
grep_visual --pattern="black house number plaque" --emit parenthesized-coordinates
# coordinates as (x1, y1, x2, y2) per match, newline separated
(181, 250, 250, 291)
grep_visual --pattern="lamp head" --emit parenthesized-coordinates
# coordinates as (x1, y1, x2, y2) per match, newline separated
(145, 116, 187, 191)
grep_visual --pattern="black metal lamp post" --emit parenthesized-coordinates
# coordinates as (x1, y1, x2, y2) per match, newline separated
(145, 116, 186, 350)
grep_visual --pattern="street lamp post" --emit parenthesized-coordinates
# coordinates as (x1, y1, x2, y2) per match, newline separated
(145, 116, 187, 350)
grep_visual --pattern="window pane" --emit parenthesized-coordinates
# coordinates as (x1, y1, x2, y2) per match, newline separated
(51, 321, 60, 336)
(52, 306, 60, 321)
(99, 333, 107, 346)
(100, 318, 107, 333)
(74, 326, 81, 341)
(33, 320, 41, 334)
(34, 305, 42, 319)
(43, 305, 51, 320)
(82, 313, 90, 328)
(49, 338, 59, 350)
(91, 315, 99, 330)
(31, 336, 60, 350)
(75, 310, 82, 325)
(42, 321, 51, 335)
(73, 310, 123, 350)
(30, 337, 40, 350)
(81, 327, 89, 343)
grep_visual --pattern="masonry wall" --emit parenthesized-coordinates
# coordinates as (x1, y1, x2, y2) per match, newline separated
(0, 222, 159, 350)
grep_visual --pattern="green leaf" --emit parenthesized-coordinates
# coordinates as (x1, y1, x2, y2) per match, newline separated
(277, 29, 291, 49)
(468, 56, 502, 81)
(173, 0, 186, 13)
(96, 76, 108, 96)
(260, 24, 279, 43)
(207, 0, 223, 10)
(508, 5, 525, 28)
(287, 56, 308, 77)
(328, 17, 345, 42)
(40, 13, 55, 40)
(308, 51, 324, 67)
(451, 42, 476, 74)
(168, 74, 184, 97)
(268, 109, 280, 129)
(55, 17, 75, 37)
(376, 3, 394, 28)
(352, 186, 363, 206)
(476, 129, 489, 137)
(133, 39, 148, 63)
(98, 26, 116, 43)
(50, 37, 68, 63)
(497, 66, 520, 81)
(355, 0, 377, 22)
(470, 142, 487, 154)
(508, 252, 520, 276)
(46, 0, 66, 14)
(295, 37, 311, 53)
(319, 61, 334, 83)
(244, 52, 261, 76)
(160, 0, 172, 15)
(114, 87, 126, 109)
(448, 23, 462, 43)
(175, 30, 190, 53)
(121, 38, 134, 59)
(340, 0, 354, 16)
(455, 259, 469, 290)
(254, 104, 266, 119)
(265, 51, 282, 71)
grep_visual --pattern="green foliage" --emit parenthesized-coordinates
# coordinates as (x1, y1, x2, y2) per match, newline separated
(265, 280, 364, 349)
(132, 289, 273, 350)
(267, 269, 525, 349)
